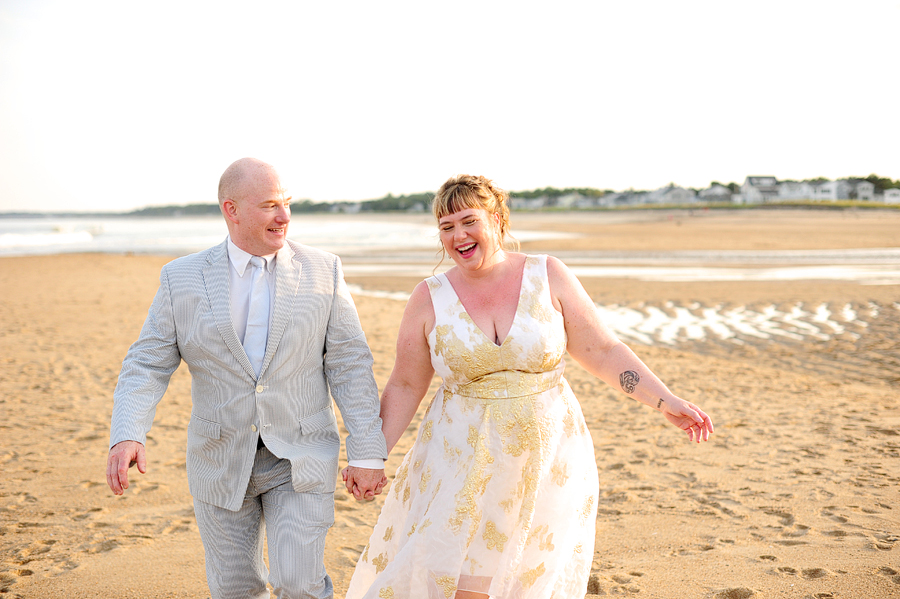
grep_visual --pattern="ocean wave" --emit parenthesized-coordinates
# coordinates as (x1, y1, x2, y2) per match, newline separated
(0, 230, 93, 249)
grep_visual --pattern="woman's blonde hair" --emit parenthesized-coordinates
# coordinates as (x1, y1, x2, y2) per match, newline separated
(432, 174, 519, 251)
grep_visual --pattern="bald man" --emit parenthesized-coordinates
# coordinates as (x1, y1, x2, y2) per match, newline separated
(107, 158, 387, 598)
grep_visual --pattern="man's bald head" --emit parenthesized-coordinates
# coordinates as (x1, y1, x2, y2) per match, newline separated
(218, 157, 280, 206)
(218, 158, 292, 255)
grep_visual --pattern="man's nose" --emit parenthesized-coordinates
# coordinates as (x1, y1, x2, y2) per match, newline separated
(275, 204, 290, 222)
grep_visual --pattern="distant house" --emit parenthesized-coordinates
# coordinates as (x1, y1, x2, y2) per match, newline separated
(555, 193, 584, 209)
(810, 179, 876, 201)
(810, 180, 849, 200)
(645, 184, 697, 204)
(884, 189, 900, 204)
(778, 181, 814, 200)
(698, 184, 733, 201)
(510, 196, 548, 210)
(854, 181, 875, 201)
(741, 176, 779, 203)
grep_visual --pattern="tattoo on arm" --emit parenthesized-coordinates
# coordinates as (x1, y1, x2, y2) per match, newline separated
(657, 398, 664, 409)
(619, 370, 640, 394)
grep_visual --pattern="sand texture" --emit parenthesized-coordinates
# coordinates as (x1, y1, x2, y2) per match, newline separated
(1, 209, 899, 598)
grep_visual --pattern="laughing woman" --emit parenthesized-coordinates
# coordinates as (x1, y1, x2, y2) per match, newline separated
(344, 175, 714, 599)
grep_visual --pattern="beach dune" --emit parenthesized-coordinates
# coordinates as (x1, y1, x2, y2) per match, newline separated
(1, 209, 898, 598)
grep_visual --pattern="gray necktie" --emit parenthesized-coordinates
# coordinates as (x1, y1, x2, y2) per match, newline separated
(243, 256, 270, 377)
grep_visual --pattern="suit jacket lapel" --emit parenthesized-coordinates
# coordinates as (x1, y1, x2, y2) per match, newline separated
(204, 240, 258, 381)
(259, 243, 302, 378)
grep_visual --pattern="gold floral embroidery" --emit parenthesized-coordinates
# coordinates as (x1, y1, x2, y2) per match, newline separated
(392, 461, 410, 500)
(465, 556, 482, 576)
(383, 526, 393, 542)
(360, 543, 369, 563)
(413, 459, 422, 472)
(483, 520, 508, 552)
(580, 494, 596, 524)
(540, 532, 555, 552)
(420, 518, 432, 533)
(550, 460, 568, 486)
(433, 575, 458, 598)
(444, 437, 461, 461)
(378, 587, 394, 598)
(372, 552, 388, 574)
(562, 408, 575, 437)
(419, 467, 432, 493)
(449, 425, 493, 542)
(407, 522, 417, 537)
(519, 562, 546, 588)
(526, 523, 547, 547)
(421, 419, 434, 442)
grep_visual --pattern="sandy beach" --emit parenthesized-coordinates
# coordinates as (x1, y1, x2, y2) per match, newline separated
(1, 209, 898, 598)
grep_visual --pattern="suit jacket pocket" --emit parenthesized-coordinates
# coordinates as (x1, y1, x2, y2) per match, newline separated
(290, 407, 340, 493)
(190, 415, 221, 439)
(299, 406, 337, 434)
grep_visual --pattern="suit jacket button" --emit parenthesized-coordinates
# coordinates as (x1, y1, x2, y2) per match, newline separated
(251, 424, 258, 432)
(256, 385, 264, 393)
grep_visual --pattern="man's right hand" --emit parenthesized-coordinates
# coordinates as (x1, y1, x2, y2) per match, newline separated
(106, 440, 147, 495)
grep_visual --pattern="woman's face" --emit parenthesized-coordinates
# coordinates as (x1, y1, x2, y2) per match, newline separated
(438, 207, 502, 271)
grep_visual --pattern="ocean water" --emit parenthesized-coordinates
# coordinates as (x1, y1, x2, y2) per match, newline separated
(0, 214, 578, 258)
(0, 215, 443, 257)
(4, 214, 897, 349)
(2, 214, 898, 286)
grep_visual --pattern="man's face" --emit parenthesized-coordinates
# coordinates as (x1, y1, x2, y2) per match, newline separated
(226, 169, 292, 256)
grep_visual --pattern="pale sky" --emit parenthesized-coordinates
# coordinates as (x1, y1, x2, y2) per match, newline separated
(1, 1, 898, 213)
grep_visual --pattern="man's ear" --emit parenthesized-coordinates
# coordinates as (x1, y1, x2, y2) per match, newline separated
(222, 199, 239, 224)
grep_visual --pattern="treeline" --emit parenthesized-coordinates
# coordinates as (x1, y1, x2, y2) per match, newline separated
(844, 174, 900, 192)
(118, 175, 900, 217)
(123, 187, 612, 216)
(129, 204, 222, 217)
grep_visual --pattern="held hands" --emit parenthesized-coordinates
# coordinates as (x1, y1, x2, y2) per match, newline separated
(106, 440, 147, 495)
(659, 397, 714, 443)
(341, 466, 388, 501)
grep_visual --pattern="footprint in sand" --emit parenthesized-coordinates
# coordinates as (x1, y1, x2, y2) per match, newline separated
(874, 532, 898, 551)
(162, 518, 195, 534)
(71, 507, 104, 521)
(877, 566, 900, 585)
(336, 545, 365, 568)
(762, 508, 793, 526)
(715, 588, 755, 599)
(0, 569, 34, 594)
(820, 505, 849, 523)
(801, 568, 831, 579)
(86, 539, 119, 554)
(776, 566, 833, 580)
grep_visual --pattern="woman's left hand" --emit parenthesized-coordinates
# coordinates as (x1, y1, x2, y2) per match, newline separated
(660, 397, 714, 443)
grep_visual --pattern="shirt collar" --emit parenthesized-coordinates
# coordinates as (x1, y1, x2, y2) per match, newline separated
(227, 236, 277, 276)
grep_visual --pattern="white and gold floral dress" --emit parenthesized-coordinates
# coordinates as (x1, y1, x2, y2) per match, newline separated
(347, 255, 599, 599)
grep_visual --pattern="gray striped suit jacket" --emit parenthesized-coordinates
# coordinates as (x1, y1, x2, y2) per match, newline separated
(109, 239, 387, 511)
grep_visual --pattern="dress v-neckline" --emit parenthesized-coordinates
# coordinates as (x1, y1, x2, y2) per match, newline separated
(440, 260, 527, 347)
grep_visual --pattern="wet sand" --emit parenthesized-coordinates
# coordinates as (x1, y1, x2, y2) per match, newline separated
(1, 209, 898, 598)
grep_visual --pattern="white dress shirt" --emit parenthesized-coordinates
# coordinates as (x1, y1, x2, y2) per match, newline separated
(226, 237, 383, 471)
(227, 237, 276, 346)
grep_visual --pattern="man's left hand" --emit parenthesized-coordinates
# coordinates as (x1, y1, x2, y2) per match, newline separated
(342, 466, 387, 501)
